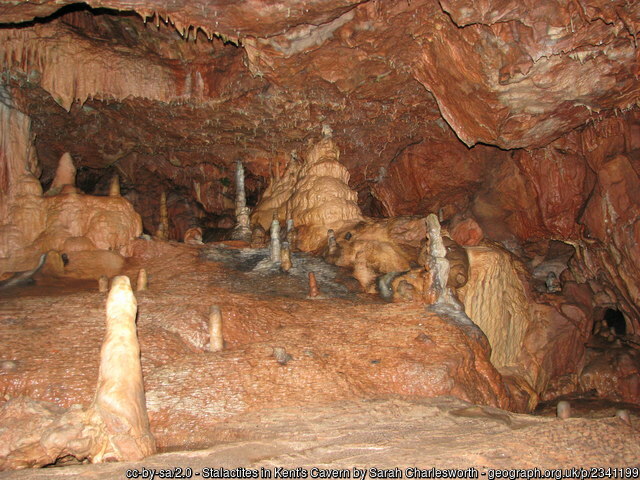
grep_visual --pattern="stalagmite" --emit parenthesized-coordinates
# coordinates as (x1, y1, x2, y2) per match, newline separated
(556, 400, 571, 419)
(353, 249, 376, 293)
(109, 174, 120, 196)
(91, 275, 156, 461)
(208, 305, 223, 352)
(251, 134, 362, 251)
(98, 275, 109, 292)
(156, 191, 169, 240)
(0, 275, 156, 468)
(281, 241, 292, 272)
(251, 224, 267, 248)
(231, 160, 251, 242)
(426, 213, 452, 304)
(270, 216, 281, 263)
(327, 229, 337, 255)
(183, 226, 203, 245)
(286, 218, 297, 250)
(136, 268, 147, 291)
(615, 409, 631, 425)
(236, 159, 247, 209)
(308, 271, 319, 297)
(47, 152, 77, 195)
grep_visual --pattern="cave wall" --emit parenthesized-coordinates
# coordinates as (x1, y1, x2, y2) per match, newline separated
(0, 0, 639, 400)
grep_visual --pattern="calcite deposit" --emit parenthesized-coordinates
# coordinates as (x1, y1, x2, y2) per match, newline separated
(1, 0, 640, 473)
(0, 275, 155, 469)
(252, 135, 363, 251)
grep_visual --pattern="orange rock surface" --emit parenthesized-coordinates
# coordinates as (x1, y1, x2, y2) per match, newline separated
(1, 0, 640, 472)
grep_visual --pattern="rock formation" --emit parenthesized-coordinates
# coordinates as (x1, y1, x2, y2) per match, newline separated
(0, 0, 639, 471)
(253, 135, 363, 251)
(91, 275, 156, 461)
(0, 95, 142, 281)
(156, 191, 169, 240)
(109, 174, 120, 197)
(457, 245, 597, 404)
(0, 276, 155, 469)
(269, 216, 281, 263)
(231, 160, 251, 242)
(47, 153, 77, 196)
(208, 305, 223, 352)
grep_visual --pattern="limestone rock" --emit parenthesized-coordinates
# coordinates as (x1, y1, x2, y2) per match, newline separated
(253, 137, 362, 252)
(458, 245, 591, 404)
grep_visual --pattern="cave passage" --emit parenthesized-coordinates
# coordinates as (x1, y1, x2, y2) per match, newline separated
(604, 308, 627, 336)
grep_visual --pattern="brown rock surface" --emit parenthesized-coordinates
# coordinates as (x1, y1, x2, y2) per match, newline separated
(0, 241, 513, 458)
(1, 0, 640, 471)
(579, 154, 640, 332)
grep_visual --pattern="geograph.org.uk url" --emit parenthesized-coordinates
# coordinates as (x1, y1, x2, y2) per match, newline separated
(122, 466, 640, 480)
(484, 467, 640, 480)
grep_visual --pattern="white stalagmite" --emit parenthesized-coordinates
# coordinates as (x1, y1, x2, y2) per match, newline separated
(91, 275, 156, 461)
(270, 217, 281, 263)
(235, 159, 246, 209)
(209, 305, 224, 352)
(426, 213, 451, 304)
(231, 160, 251, 241)
(556, 400, 571, 419)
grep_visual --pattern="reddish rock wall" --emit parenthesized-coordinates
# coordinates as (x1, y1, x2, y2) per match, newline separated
(0, 0, 639, 409)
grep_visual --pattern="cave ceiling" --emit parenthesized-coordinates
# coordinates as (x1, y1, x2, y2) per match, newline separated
(0, 0, 639, 216)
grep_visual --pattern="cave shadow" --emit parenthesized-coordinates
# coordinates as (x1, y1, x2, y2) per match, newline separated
(199, 244, 374, 302)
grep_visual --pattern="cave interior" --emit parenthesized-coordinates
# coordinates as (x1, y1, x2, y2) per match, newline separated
(1, 0, 640, 473)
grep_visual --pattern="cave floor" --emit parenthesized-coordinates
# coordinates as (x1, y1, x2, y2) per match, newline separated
(1, 239, 640, 474)
(1, 396, 640, 478)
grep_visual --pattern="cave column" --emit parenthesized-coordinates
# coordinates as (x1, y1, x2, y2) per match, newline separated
(0, 87, 45, 272)
(270, 216, 281, 263)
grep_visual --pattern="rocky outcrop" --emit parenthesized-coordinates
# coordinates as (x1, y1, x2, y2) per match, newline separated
(458, 246, 592, 404)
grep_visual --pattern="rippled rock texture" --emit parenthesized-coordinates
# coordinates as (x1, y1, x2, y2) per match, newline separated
(1, 0, 640, 471)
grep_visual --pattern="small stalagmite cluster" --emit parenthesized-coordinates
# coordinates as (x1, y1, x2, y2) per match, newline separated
(0, 130, 142, 282)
